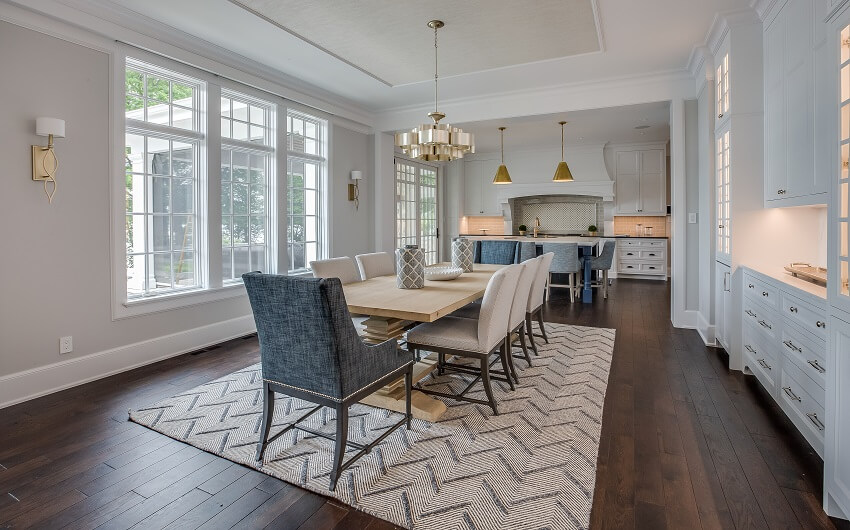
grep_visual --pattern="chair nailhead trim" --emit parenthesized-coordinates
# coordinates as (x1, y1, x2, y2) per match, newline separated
(263, 362, 412, 403)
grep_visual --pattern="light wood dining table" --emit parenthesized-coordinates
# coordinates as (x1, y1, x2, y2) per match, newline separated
(342, 263, 502, 422)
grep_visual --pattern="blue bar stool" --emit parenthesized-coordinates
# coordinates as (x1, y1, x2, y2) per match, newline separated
(542, 242, 581, 303)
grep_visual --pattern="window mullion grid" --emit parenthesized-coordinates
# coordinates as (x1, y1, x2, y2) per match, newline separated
(207, 83, 223, 289)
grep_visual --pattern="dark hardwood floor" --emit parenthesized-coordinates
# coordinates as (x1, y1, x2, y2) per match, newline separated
(1, 278, 847, 529)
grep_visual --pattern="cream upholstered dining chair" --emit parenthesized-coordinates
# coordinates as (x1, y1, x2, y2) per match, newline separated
(526, 253, 555, 356)
(355, 252, 395, 280)
(406, 264, 522, 415)
(309, 257, 362, 284)
(451, 259, 540, 381)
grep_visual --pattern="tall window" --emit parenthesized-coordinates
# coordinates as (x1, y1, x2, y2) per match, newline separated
(287, 111, 327, 272)
(716, 128, 731, 262)
(395, 160, 439, 265)
(220, 91, 275, 282)
(125, 59, 204, 297)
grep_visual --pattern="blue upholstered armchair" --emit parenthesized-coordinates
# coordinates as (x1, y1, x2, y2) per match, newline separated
(242, 272, 414, 490)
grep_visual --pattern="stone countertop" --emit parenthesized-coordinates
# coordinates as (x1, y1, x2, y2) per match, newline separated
(459, 235, 601, 244)
(458, 234, 668, 240)
(743, 265, 827, 302)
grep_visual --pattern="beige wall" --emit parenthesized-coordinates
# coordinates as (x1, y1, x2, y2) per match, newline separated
(0, 21, 372, 393)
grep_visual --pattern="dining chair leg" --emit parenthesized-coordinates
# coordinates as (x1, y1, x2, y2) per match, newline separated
(438, 352, 445, 375)
(255, 381, 275, 462)
(480, 357, 499, 415)
(537, 310, 549, 343)
(547, 272, 552, 301)
(404, 367, 413, 429)
(329, 404, 349, 491)
(518, 323, 532, 368)
(603, 270, 609, 299)
(568, 273, 575, 303)
(526, 314, 538, 356)
(500, 339, 516, 390)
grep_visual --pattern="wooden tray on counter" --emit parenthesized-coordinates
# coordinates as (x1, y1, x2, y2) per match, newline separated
(784, 263, 827, 285)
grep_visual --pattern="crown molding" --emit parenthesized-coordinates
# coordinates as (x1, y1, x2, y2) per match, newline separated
(7, 0, 376, 128)
(375, 68, 695, 133)
(749, 0, 780, 21)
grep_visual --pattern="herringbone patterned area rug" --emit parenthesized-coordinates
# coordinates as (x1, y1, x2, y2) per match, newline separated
(129, 323, 615, 529)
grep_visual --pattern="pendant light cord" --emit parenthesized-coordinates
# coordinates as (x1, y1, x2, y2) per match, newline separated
(433, 24, 439, 114)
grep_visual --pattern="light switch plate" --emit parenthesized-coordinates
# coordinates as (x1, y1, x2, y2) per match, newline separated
(60, 336, 73, 354)
(688, 213, 697, 224)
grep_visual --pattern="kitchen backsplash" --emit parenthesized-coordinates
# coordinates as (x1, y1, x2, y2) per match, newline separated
(613, 216, 668, 237)
(462, 216, 505, 235)
(508, 195, 604, 234)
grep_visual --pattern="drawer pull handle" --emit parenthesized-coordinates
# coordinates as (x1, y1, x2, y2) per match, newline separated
(789, 306, 798, 313)
(757, 358, 772, 371)
(783, 340, 802, 353)
(746, 309, 757, 317)
(758, 319, 772, 330)
(807, 359, 826, 374)
(762, 291, 769, 297)
(649, 266, 656, 269)
(816, 321, 826, 329)
(782, 386, 802, 402)
(777, 189, 787, 195)
(745, 344, 756, 353)
(748, 283, 754, 289)
(807, 412, 825, 431)
(649, 253, 656, 256)
(627, 253, 634, 255)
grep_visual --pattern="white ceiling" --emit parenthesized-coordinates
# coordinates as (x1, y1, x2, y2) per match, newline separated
(104, 0, 744, 112)
(229, 0, 601, 86)
(461, 101, 671, 153)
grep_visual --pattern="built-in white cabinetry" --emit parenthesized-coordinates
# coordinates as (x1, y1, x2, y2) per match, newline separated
(715, 262, 732, 350)
(462, 158, 500, 216)
(763, 0, 829, 206)
(715, 41, 730, 126)
(616, 238, 667, 279)
(613, 146, 666, 215)
(741, 268, 828, 457)
(715, 125, 731, 265)
(827, 313, 850, 518)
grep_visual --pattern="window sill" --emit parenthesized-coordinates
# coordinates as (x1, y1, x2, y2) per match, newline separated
(113, 283, 247, 320)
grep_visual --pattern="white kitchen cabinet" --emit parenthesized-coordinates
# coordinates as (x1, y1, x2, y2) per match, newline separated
(764, 0, 829, 206)
(617, 238, 667, 279)
(614, 147, 666, 215)
(715, 42, 730, 127)
(715, 261, 732, 351)
(827, 313, 850, 518)
(716, 125, 731, 265)
(462, 159, 501, 216)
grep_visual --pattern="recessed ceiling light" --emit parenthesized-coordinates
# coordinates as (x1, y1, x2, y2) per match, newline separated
(634, 125, 650, 130)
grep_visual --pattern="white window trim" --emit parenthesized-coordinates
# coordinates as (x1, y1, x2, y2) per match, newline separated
(111, 46, 288, 319)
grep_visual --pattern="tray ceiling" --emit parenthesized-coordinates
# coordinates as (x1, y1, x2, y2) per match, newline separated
(229, 0, 601, 86)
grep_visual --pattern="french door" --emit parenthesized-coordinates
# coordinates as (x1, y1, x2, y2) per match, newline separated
(395, 159, 439, 265)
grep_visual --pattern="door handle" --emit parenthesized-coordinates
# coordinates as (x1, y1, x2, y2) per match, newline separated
(757, 358, 772, 371)
(758, 319, 772, 330)
(816, 321, 826, 329)
(807, 412, 825, 431)
(783, 340, 802, 353)
(789, 306, 798, 313)
(745, 309, 757, 317)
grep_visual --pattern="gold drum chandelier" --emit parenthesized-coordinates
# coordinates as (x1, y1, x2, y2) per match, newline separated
(395, 20, 475, 162)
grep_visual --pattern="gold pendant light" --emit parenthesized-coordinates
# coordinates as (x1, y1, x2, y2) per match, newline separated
(394, 20, 475, 162)
(493, 126, 512, 184)
(552, 121, 574, 182)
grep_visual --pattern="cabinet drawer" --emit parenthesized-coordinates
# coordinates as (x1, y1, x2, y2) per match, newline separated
(639, 249, 665, 261)
(618, 261, 666, 275)
(743, 274, 780, 310)
(620, 239, 666, 249)
(743, 298, 779, 342)
(744, 330, 778, 390)
(779, 364, 826, 450)
(781, 292, 828, 341)
(619, 249, 641, 259)
(781, 321, 826, 391)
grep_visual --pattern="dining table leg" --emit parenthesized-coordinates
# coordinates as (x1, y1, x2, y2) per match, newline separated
(357, 315, 448, 422)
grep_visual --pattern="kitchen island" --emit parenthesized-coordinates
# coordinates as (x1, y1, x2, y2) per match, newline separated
(462, 235, 602, 303)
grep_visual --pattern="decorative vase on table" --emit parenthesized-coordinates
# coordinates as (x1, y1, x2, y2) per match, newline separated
(451, 237, 474, 273)
(396, 245, 425, 289)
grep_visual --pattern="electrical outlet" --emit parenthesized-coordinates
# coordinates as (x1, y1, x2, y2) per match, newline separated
(688, 213, 698, 224)
(59, 336, 73, 354)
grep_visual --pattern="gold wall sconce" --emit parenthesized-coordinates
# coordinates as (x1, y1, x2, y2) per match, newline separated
(32, 117, 65, 203)
(348, 170, 362, 209)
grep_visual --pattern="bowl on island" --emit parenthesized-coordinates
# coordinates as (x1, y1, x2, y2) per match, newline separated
(424, 266, 463, 281)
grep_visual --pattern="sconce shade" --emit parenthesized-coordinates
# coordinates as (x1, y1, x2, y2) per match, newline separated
(493, 164, 512, 184)
(552, 161, 574, 182)
(351, 170, 363, 180)
(36, 117, 65, 138)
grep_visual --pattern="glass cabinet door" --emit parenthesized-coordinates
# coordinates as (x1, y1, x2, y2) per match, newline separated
(716, 127, 731, 263)
(838, 25, 850, 307)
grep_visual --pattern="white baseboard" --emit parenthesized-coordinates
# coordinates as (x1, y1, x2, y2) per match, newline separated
(673, 309, 699, 329)
(697, 311, 716, 346)
(0, 315, 257, 409)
